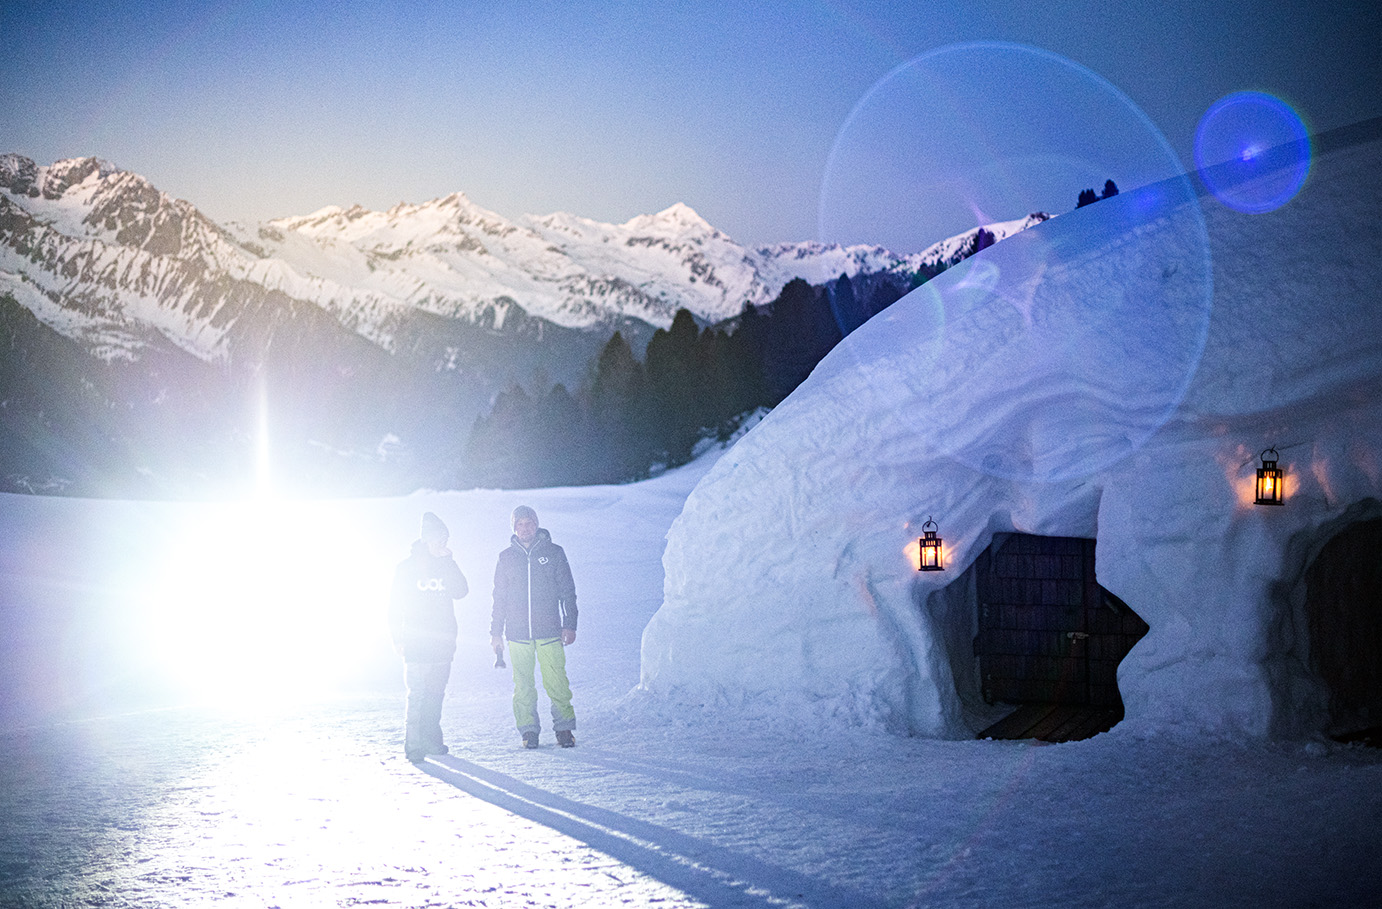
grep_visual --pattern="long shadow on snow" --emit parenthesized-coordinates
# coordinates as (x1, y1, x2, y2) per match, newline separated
(561, 747, 978, 835)
(420, 754, 878, 909)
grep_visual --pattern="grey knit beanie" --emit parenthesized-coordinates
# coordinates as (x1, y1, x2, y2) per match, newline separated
(510, 505, 538, 530)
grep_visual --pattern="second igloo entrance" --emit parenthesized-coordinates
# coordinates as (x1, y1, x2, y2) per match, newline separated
(972, 533, 1148, 742)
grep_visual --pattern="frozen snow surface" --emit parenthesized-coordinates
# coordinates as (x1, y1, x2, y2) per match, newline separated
(2, 454, 1381, 908)
(2, 449, 1381, 905)
(644, 122, 1382, 741)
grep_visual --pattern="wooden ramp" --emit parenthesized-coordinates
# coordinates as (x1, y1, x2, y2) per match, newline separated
(977, 702, 1123, 743)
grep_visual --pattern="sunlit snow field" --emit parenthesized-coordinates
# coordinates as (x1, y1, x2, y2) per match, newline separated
(2, 452, 1381, 908)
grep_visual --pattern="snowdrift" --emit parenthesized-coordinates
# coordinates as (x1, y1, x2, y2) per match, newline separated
(641, 121, 1382, 739)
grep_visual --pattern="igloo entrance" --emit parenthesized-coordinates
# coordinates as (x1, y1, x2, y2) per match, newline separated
(1305, 517, 1382, 745)
(964, 533, 1148, 742)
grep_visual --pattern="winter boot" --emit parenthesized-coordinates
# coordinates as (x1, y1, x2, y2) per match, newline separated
(522, 732, 539, 749)
(556, 730, 575, 748)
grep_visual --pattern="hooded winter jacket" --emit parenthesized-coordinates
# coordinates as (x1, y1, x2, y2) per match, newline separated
(390, 541, 469, 663)
(490, 528, 577, 642)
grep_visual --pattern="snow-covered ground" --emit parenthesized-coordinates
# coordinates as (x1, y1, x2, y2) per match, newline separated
(1, 452, 1380, 907)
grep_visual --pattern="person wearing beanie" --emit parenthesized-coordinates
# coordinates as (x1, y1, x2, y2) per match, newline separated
(390, 511, 469, 763)
(490, 505, 579, 748)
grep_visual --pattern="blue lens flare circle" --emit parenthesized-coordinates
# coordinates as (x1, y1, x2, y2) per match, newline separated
(818, 43, 1213, 484)
(1194, 92, 1311, 213)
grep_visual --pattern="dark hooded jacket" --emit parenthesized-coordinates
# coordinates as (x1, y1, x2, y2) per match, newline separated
(390, 540, 469, 663)
(490, 527, 577, 642)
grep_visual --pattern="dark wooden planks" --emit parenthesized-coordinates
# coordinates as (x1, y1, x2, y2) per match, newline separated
(977, 702, 1123, 743)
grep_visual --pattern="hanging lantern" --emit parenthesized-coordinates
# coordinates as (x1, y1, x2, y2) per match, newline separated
(918, 517, 944, 571)
(1255, 448, 1284, 506)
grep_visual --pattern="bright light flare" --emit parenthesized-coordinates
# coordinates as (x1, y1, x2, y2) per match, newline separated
(142, 499, 392, 705)
(1195, 91, 1310, 213)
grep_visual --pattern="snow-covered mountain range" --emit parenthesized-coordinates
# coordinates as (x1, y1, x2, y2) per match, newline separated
(0, 152, 1047, 496)
(0, 152, 1046, 364)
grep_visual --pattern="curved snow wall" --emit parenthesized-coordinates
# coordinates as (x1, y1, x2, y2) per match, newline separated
(641, 120, 1382, 739)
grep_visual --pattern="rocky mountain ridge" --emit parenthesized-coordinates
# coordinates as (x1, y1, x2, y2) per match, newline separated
(0, 152, 1048, 496)
(1, 153, 1046, 361)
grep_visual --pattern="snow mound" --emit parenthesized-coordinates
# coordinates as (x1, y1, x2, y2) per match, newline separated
(640, 121, 1382, 739)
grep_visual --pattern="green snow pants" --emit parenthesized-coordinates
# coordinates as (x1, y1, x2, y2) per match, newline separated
(507, 637, 575, 735)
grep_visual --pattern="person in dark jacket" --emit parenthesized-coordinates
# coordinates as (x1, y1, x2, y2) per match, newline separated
(390, 511, 468, 763)
(490, 504, 578, 748)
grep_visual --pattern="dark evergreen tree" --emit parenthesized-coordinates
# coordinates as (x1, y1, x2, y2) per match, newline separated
(722, 302, 771, 420)
(695, 326, 725, 433)
(1077, 188, 1099, 208)
(644, 308, 702, 467)
(588, 330, 652, 482)
(1102, 179, 1119, 199)
(462, 383, 538, 487)
(763, 278, 837, 400)
(803, 280, 844, 390)
(532, 382, 592, 486)
(590, 331, 641, 409)
(829, 273, 864, 336)
(972, 228, 996, 254)
(864, 279, 904, 322)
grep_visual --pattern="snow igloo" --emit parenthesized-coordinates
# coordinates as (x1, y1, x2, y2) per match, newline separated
(640, 119, 1382, 742)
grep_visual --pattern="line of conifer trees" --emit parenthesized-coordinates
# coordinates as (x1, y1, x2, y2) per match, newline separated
(458, 273, 911, 488)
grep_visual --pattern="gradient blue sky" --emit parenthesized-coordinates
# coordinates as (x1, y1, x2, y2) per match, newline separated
(2, 0, 1378, 252)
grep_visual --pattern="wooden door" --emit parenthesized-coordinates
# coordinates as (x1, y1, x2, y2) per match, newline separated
(975, 533, 1147, 708)
(1306, 518, 1382, 738)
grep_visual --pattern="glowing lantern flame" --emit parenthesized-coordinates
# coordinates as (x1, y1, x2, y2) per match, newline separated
(1255, 448, 1284, 506)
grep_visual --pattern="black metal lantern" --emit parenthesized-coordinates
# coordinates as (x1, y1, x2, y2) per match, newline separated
(918, 517, 944, 571)
(1255, 448, 1284, 506)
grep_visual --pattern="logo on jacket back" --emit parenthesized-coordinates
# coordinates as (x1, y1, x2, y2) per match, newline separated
(417, 578, 447, 592)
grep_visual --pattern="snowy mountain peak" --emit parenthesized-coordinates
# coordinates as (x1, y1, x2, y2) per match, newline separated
(624, 202, 721, 238)
(0, 154, 242, 271)
(42, 156, 124, 197)
(433, 190, 474, 209)
(1, 153, 40, 194)
(0, 151, 1055, 370)
(267, 190, 512, 246)
(270, 204, 356, 231)
(901, 212, 1051, 272)
(1, 153, 125, 201)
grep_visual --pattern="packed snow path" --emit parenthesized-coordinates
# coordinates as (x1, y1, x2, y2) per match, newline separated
(3, 695, 1381, 907)
(2, 457, 1381, 907)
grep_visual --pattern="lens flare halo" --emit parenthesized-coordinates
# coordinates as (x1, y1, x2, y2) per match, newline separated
(818, 42, 1212, 483)
(1194, 91, 1311, 214)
